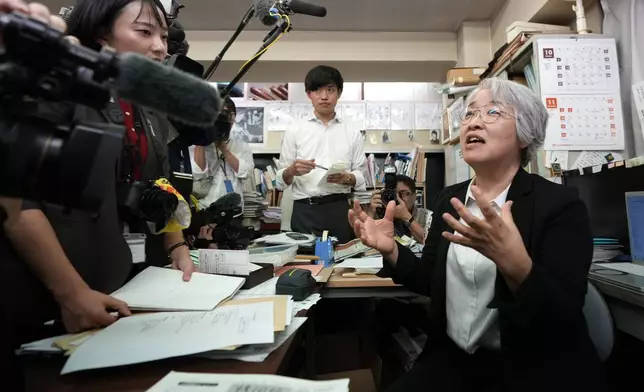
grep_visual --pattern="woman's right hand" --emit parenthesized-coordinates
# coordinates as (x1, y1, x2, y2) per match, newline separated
(349, 199, 397, 258)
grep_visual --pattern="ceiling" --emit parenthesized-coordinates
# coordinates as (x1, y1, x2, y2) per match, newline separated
(41, 0, 507, 32)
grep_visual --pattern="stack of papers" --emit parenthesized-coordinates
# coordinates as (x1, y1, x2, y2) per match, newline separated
(592, 238, 623, 262)
(262, 206, 282, 223)
(111, 267, 245, 311)
(147, 372, 349, 391)
(61, 302, 275, 374)
(334, 239, 372, 261)
(234, 277, 322, 316)
(254, 232, 316, 246)
(199, 317, 308, 363)
(243, 192, 268, 219)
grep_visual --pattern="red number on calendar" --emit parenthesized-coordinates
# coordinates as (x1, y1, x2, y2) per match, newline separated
(543, 48, 555, 58)
(545, 98, 558, 108)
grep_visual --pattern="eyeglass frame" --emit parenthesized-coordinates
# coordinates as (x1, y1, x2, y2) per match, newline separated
(460, 104, 516, 125)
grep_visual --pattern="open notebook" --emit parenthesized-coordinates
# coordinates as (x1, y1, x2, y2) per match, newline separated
(111, 267, 245, 311)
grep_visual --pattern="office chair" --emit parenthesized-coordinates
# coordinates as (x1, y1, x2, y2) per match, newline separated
(583, 281, 615, 362)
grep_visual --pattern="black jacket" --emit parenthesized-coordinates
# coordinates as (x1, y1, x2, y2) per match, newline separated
(0, 102, 133, 341)
(380, 169, 609, 391)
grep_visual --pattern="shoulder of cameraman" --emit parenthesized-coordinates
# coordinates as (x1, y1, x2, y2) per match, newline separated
(26, 100, 76, 125)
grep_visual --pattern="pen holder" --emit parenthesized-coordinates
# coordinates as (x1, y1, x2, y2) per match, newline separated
(314, 238, 334, 267)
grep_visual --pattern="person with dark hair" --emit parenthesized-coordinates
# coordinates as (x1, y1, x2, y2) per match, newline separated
(276, 65, 366, 243)
(366, 175, 432, 244)
(1, 0, 194, 345)
(191, 97, 254, 210)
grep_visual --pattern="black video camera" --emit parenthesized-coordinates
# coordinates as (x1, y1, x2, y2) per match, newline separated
(119, 179, 179, 234)
(377, 164, 398, 218)
(185, 193, 251, 250)
(0, 12, 124, 211)
(166, 54, 233, 146)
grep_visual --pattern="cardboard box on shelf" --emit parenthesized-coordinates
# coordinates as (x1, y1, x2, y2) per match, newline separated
(446, 68, 486, 86)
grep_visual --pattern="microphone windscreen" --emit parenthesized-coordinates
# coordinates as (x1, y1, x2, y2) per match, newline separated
(254, 0, 278, 26)
(288, 0, 327, 17)
(115, 53, 221, 127)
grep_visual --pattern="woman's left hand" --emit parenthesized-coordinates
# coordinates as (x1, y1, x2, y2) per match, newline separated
(171, 256, 196, 282)
(441, 186, 532, 285)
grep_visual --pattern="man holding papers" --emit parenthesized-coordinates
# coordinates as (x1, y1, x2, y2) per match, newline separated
(277, 66, 367, 243)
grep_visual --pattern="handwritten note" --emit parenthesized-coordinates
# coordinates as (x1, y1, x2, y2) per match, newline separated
(414, 102, 442, 130)
(61, 302, 275, 374)
(266, 102, 293, 131)
(390, 102, 415, 130)
(340, 102, 366, 129)
(366, 102, 391, 130)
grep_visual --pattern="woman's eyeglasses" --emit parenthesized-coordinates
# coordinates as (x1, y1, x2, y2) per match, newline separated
(461, 105, 514, 125)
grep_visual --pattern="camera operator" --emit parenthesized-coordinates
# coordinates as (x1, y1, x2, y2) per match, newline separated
(0, 2, 79, 388)
(0, 0, 193, 344)
(191, 96, 254, 212)
(366, 175, 432, 244)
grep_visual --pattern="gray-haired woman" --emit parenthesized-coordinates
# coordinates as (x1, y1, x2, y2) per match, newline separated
(350, 78, 609, 391)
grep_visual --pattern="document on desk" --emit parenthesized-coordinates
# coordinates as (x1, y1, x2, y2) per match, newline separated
(199, 317, 307, 363)
(147, 371, 349, 392)
(61, 302, 275, 375)
(197, 249, 252, 275)
(111, 266, 245, 311)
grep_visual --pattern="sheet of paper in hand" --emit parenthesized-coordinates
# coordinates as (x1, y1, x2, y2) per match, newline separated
(317, 162, 350, 193)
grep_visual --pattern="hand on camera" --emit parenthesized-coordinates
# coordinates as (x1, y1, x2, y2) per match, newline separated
(0, 2, 79, 44)
(369, 191, 383, 212)
(288, 159, 316, 176)
(58, 287, 131, 333)
(215, 139, 229, 152)
(349, 199, 397, 259)
(394, 195, 411, 221)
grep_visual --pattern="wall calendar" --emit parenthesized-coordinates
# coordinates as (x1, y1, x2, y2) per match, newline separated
(536, 37, 625, 150)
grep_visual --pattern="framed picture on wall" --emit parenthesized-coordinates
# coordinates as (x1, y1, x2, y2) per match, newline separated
(232, 102, 267, 145)
(441, 108, 450, 145)
(447, 97, 465, 142)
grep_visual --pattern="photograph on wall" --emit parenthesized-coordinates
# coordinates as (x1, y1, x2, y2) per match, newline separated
(232, 105, 266, 145)
(430, 130, 440, 145)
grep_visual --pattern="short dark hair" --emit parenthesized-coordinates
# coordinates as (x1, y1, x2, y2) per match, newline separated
(67, 0, 169, 50)
(223, 96, 236, 116)
(396, 175, 416, 193)
(304, 65, 344, 93)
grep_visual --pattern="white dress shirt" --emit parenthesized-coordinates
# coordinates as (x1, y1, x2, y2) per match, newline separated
(189, 138, 254, 210)
(276, 114, 367, 200)
(446, 180, 510, 354)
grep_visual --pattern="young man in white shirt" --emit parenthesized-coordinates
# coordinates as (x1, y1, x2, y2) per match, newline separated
(276, 66, 367, 243)
(191, 97, 254, 210)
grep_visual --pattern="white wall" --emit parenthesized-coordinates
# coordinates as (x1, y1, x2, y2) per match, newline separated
(456, 21, 493, 67)
(187, 31, 457, 63)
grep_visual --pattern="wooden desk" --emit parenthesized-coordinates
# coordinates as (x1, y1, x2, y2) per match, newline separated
(22, 331, 302, 392)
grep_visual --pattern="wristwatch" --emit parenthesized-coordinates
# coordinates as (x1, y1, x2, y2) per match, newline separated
(403, 215, 415, 228)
